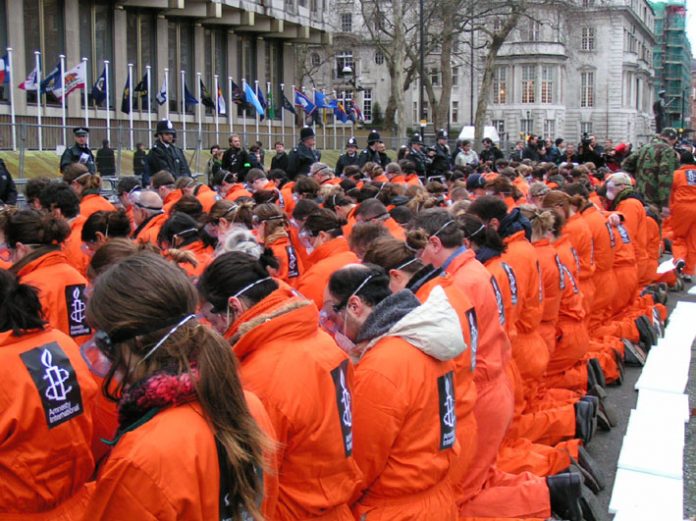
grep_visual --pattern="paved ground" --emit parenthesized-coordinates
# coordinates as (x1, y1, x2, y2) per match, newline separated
(585, 279, 695, 519)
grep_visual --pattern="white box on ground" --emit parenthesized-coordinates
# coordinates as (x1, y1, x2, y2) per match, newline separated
(617, 431, 683, 479)
(635, 390, 690, 423)
(609, 468, 683, 518)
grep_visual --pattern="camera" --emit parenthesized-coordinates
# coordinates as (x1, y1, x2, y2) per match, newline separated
(580, 132, 592, 148)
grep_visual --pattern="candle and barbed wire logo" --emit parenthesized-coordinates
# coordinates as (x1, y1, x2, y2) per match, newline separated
(331, 360, 353, 456)
(20, 342, 84, 428)
(437, 371, 456, 450)
(65, 285, 91, 338)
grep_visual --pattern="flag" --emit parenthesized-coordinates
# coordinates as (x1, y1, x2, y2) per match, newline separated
(334, 101, 349, 123)
(353, 104, 365, 122)
(184, 84, 198, 106)
(256, 83, 267, 121)
(0, 55, 9, 85)
(267, 86, 275, 119)
(91, 67, 107, 105)
(19, 65, 40, 91)
(40, 64, 61, 95)
(54, 61, 86, 99)
(121, 77, 130, 113)
(243, 82, 265, 117)
(200, 79, 215, 109)
(294, 88, 316, 114)
(314, 90, 334, 109)
(133, 74, 148, 110)
(156, 78, 167, 105)
(231, 80, 246, 105)
(280, 91, 296, 115)
(217, 86, 226, 115)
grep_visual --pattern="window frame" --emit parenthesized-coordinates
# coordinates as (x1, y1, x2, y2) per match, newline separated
(580, 71, 594, 107)
(362, 88, 372, 122)
(581, 27, 595, 51)
(340, 12, 352, 32)
(521, 64, 536, 104)
(541, 65, 554, 104)
(493, 66, 507, 104)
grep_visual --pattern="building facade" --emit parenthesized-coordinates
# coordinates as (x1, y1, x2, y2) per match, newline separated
(0, 0, 332, 150)
(650, 0, 693, 130)
(313, 0, 658, 147)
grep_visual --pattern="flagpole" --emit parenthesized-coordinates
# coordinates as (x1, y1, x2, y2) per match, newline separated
(7, 48, 16, 151)
(254, 80, 260, 144)
(311, 86, 316, 134)
(242, 78, 247, 146)
(56, 55, 66, 147)
(280, 83, 285, 146)
(181, 70, 187, 151)
(266, 82, 272, 150)
(291, 84, 296, 144)
(146, 65, 152, 149)
(164, 67, 169, 120)
(332, 90, 337, 150)
(82, 57, 89, 130)
(104, 60, 111, 143)
(227, 76, 233, 134)
(342, 90, 346, 147)
(321, 90, 327, 151)
(214, 74, 219, 144)
(34, 51, 42, 152)
(196, 71, 202, 151)
(128, 63, 134, 150)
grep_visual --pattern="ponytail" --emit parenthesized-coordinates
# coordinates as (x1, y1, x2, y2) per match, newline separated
(7, 210, 70, 274)
(0, 270, 46, 334)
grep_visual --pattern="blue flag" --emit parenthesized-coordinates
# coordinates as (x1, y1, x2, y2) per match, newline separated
(184, 84, 199, 106)
(314, 90, 333, 109)
(334, 101, 349, 123)
(243, 82, 265, 117)
(91, 68, 107, 105)
(40, 64, 61, 95)
(256, 83, 267, 121)
(294, 88, 316, 114)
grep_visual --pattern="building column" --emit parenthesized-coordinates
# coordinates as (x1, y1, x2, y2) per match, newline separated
(227, 30, 239, 82)
(113, 6, 128, 124)
(65, 0, 81, 118)
(256, 36, 266, 87)
(282, 42, 295, 88)
(6, 0, 26, 114)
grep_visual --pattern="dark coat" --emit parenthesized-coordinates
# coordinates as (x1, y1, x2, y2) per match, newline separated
(286, 143, 321, 179)
(95, 146, 116, 176)
(222, 147, 256, 182)
(429, 143, 451, 175)
(336, 152, 360, 175)
(133, 149, 147, 176)
(0, 160, 18, 205)
(144, 140, 191, 185)
(270, 152, 289, 173)
(60, 144, 96, 173)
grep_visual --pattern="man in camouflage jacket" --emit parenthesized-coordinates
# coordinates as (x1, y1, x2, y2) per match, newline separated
(621, 127, 680, 214)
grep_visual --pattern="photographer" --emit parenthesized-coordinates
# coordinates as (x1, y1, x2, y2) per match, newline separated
(577, 134, 605, 167)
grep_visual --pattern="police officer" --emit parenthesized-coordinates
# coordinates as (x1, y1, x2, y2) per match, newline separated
(286, 127, 321, 180)
(336, 137, 360, 176)
(144, 119, 191, 186)
(60, 127, 96, 174)
(429, 129, 451, 177)
(221, 134, 257, 183)
(408, 133, 429, 179)
(358, 130, 389, 169)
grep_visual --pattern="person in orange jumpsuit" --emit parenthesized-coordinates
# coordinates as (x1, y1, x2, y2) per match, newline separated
(0, 269, 97, 520)
(324, 264, 462, 520)
(157, 212, 214, 278)
(80, 210, 132, 257)
(213, 170, 253, 202)
(354, 198, 407, 241)
(115, 176, 141, 231)
(5, 210, 92, 345)
(198, 252, 363, 520)
(295, 208, 358, 308)
(668, 155, 696, 279)
(62, 163, 116, 219)
(253, 203, 304, 286)
(131, 190, 168, 245)
(82, 254, 275, 520)
(151, 170, 183, 214)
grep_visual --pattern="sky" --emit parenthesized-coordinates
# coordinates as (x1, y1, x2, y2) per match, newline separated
(688, 0, 696, 53)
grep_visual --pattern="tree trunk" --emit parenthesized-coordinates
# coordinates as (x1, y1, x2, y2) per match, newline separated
(433, 14, 454, 132)
(391, 0, 408, 138)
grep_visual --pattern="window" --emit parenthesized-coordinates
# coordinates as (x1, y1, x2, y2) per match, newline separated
(493, 17, 502, 32)
(413, 101, 418, 123)
(0, 0, 8, 102)
(374, 50, 384, 65)
(204, 28, 228, 115)
(580, 71, 594, 107)
(452, 101, 459, 123)
(168, 18, 194, 113)
(582, 0, 594, 6)
(521, 118, 533, 135)
(24, 0, 66, 106)
(541, 66, 554, 104)
(340, 13, 352, 32)
(79, 1, 114, 108)
(362, 88, 372, 122)
(581, 27, 595, 51)
(493, 119, 505, 135)
(521, 65, 536, 104)
(311, 52, 321, 67)
(493, 66, 507, 104)
(430, 68, 440, 87)
(127, 9, 157, 112)
(522, 20, 541, 41)
(543, 119, 555, 138)
(452, 66, 459, 86)
(335, 50, 353, 79)
(580, 122, 593, 135)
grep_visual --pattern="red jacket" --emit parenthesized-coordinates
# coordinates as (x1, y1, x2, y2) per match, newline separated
(226, 287, 363, 520)
(0, 327, 97, 517)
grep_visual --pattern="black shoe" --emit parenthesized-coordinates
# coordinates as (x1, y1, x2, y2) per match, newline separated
(577, 446, 606, 492)
(579, 481, 605, 521)
(683, 275, 693, 283)
(623, 339, 646, 366)
(656, 283, 669, 305)
(675, 259, 686, 273)
(580, 395, 599, 418)
(651, 308, 664, 339)
(635, 316, 657, 348)
(574, 400, 596, 444)
(664, 238, 673, 254)
(611, 348, 625, 386)
(586, 358, 597, 393)
(587, 382, 607, 401)
(547, 472, 584, 521)
(588, 358, 606, 389)
(596, 401, 615, 431)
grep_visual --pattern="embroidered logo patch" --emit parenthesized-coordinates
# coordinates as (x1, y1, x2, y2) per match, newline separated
(490, 276, 506, 325)
(20, 342, 84, 429)
(465, 308, 479, 371)
(555, 255, 566, 291)
(502, 262, 518, 305)
(616, 223, 631, 244)
(437, 371, 457, 450)
(286, 246, 300, 278)
(65, 285, 91, 338)
(606, 223, 616, 248)
(686, 170, 696, 186)
(330, 360, 353, 456)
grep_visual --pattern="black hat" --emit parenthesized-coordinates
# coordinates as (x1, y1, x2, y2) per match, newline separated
(300, 126, 315, 141)
(660, 127, 678, 140)
(410, 133, 423, 145)
(347, 137, 358, 148)
(73, 127, 89, 136)
(436, 129, 448, 140)
(156, 119, 176, 135)
(367, 129, 381, 145)
(466, 174, 486, 191)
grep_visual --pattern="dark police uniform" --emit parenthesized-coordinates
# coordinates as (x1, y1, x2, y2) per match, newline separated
(144, 119, 191, 185)
(60, 127, 96, 174)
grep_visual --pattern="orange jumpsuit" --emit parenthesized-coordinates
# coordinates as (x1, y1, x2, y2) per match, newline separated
(267, 235, 304, 287)
(226, 287, 363, 520)
(669, 166, 696, 275)
(0, 327, 97, 519)
(533, 239, 562, 354)
(580, 205, 616, 325)
(178, 241, 214, 278)
(194, 185, 219, 213)
(15, 251, 92, 345)
(564, 213, 595, 316)
(79, 193, 116, 220)
(614, 196, 649, 287)
(296, 237, 358, 308)
(163, 189, 183, 214)
(224, 183, 252, 201)
(133, 212, 168, 245)
(62, 215, 90, 276)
